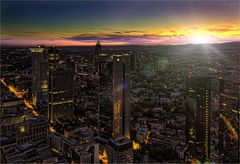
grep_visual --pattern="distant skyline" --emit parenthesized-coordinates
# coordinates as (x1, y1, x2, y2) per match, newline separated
(1, 1, 240, 46)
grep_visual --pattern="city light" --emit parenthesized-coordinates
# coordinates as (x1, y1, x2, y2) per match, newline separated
(99, 149, 108, 164)
(49, 127, 56, 133)
(145, 130, 151, 144)
(0, 78, 39, 116)
(220, 114, 238, 142)
(19, 126, 26, 133)
(133, 141, 140, 150)
(1, 1, 239, 163)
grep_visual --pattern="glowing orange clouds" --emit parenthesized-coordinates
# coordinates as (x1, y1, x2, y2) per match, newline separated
(2, 25, 240, 46)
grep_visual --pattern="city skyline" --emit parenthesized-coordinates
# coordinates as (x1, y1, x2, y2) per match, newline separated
(1, 1, 240, 46)
(1, 41, 239, 163)
(0, 1, 239, 163)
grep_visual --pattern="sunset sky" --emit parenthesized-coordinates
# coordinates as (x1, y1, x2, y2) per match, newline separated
(1, 1, 240, 46)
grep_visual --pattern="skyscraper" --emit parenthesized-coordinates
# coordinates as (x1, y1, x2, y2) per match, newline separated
(93, 41, 102, 71)
(48, 47, 60, 70)
(130, 53, 136, 71)
(29, 45, 48, 106)
(219, 78, 239, 163)
(98, 54, 131, 140)
(48, 68, 74, 123)
(47, 47, 73, 123)
(108, 136, 133, 163)
(94, 41, 102, 56)
(98, 54, 113, 140)
(112, 54, 130, 139)
(186, 75, 210, 162)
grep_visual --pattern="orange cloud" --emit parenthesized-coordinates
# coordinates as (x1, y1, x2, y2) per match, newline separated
(1, 25, 240, 46)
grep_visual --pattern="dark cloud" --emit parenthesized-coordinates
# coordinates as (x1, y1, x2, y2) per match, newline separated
(22, 31, 39, 34)
(65, 30, 185, 43)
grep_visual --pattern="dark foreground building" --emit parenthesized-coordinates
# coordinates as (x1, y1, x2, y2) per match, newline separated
(186, 75, 210, 162)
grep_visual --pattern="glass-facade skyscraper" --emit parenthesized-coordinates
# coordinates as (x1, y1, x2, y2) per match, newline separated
(186, 76, 210, 162)
(47, 47, 74, 123)
(219, 78, 239, 163)
(98, 54, 131, 140)
(29, 45, 48, 106)
(48, 68, 74, 123)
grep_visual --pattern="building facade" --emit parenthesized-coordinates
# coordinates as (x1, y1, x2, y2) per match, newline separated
(48, 47, 60, 70)
(48, 68, 74, 123)
(29, 46, 48, 106)
(98, 54, 131, 140)
(219, 78, 239, 163)
(186, 76, 210, 162)
(108, 136, 133, 163)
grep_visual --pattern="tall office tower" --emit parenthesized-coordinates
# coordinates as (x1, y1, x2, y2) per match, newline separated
(186, 75, 210, 162)
(219, 78, 239, 163)
(130, 53, 136, 71)
(98, 54, 130, 140)
(48, 47, 60, 70)
(112, 54, 130, 139)
(95, 41, 102, 56)
(108, 136, 133, 163)
(98, 54, 113, 140)
(29, 45, 48, 106)
(93, 41, 102, 71)
(48, 68, 74, 123)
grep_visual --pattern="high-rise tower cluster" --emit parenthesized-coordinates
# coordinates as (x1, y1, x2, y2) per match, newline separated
(30, 46, 74, 123)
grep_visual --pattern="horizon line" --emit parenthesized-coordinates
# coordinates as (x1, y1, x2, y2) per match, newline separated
(1, 41, 239, 48)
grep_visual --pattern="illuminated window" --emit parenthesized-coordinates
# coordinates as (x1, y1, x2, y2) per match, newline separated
(19, 126, 26, 133)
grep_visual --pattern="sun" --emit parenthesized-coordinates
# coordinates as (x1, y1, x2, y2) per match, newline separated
(190, 33, 211, 44)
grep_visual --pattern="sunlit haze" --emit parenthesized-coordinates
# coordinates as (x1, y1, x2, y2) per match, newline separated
(190, 33, 212, 44)
(1, 1, 240, 46)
